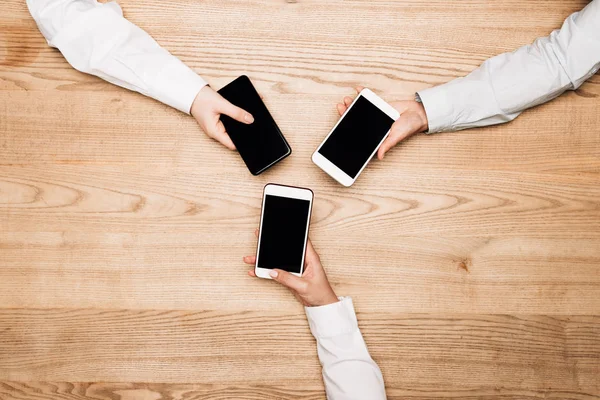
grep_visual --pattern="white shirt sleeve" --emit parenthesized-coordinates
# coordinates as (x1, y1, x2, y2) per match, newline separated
(305, 297, 386, 400)
(417, 0, 600, 133)
(26, 0, 208, 114)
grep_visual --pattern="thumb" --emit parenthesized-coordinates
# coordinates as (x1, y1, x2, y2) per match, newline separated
(377, 120, 413, 160)
(220, 99, 254, 124)
(270, 269, 307, 293)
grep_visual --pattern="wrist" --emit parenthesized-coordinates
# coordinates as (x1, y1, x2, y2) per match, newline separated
(416, 102, 429, 133)
(190, 91, 202, 119)
(414, 93, 429, 133)
(190, 85, 211, 119)
(310, 289, 339, 307)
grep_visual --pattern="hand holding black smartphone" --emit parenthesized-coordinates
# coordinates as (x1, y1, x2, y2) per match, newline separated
(218, 76, 291, 175)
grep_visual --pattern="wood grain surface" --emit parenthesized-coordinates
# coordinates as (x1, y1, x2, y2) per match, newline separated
(1, 0, 599, 399)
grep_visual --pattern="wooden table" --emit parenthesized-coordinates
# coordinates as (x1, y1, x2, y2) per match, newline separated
(1, 0, 599, 398)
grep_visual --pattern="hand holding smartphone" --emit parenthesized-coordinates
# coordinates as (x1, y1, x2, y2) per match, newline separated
(254, 184, 313, 279)
(244, 233, 339, 307)
(218, 76, 291, 175)
(312, 88, 399, 186)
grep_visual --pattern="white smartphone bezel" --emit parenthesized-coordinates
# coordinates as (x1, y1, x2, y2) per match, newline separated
(312, 88, 400, 187)
(255, 184, 314, 280)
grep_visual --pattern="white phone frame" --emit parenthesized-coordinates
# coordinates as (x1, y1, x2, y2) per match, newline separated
(312, 88, 400, 187)
(255, 183, 314, 280)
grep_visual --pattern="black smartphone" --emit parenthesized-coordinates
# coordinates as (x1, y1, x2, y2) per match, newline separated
(218, 76, 291, 175)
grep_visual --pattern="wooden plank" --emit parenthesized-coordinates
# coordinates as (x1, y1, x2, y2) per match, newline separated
(1, 381, 599, 400)
(2, 0, 597, 98)
(1, 163, 599, 238)
(0, 91, 599, 175)
(1, 228, 599, 313)
(0, 382, 326, 400)
(0, 311, 598, 390)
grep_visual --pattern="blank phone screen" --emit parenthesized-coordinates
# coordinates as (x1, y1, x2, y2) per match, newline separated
(257, 195, 311, 274)
(318, 95, 395, 178)
(218, 76, 290, 175)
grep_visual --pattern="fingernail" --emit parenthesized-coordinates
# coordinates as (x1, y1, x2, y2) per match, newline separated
(269, 270, 278, 278)
(245, 114, 254, 123)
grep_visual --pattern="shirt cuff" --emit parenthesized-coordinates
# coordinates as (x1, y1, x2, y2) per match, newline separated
(150, 59, 208, 115)
(417, 80, 464, 133)
(305, 297, 359, 338)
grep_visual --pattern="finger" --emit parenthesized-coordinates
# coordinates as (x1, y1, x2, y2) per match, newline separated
(377, 121, 412, 160)
(255, 229, 259, 238)
(243, 253, 257, 277)
(220, 100, 254, 124)
(211, 121, 236, 150)
(259, 93, 264, 100)
(336, 103, 347, 116)
(355, 86, 365, 94)
(343, 96, 353, 106)
(269, 269, 308, 293)
(243, 255, 256, 265)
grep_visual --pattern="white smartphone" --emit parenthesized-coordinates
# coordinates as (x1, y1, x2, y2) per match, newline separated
(255, 184, 314, 279)
(312, 88, 400, 187)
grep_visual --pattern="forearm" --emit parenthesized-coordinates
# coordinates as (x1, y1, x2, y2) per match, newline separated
(418, 0, 600, 133)
(27, 0, 207, 114)
(306, 297, 386, 400)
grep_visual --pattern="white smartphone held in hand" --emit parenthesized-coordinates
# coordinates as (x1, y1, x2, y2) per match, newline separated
(255, 184, 313, 279)
(312, 88, 399, 187)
